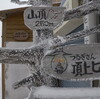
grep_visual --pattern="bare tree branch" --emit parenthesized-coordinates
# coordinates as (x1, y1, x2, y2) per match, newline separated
(0, 24, 100, 65)
(64, 1, 100, 21)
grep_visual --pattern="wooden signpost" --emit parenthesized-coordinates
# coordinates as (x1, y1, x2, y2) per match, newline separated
(2, 0, 100, 98)
(24, 7, 65, 30)
(13, 31, 29, 41)
(43, 44, 100, 80)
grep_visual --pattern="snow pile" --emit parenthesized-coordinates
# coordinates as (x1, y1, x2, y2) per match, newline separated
(27, 86, 100, 99)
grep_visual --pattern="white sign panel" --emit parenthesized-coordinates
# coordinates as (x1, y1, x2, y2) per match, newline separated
(30, 86, 100, 99)
(24, 7, 65, 30)
(43, 44, 100, 80)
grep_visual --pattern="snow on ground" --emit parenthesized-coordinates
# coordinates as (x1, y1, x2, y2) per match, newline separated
(27, 86, 100, 99)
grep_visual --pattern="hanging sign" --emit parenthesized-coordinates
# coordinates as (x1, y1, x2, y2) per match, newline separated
(13, 31, 29, 41)
(24, 7, 65, 30)
(43, 44, 100, 80)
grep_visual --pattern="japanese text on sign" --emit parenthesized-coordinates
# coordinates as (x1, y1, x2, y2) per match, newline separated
(24, 7, 65, 30)
(70, 53, 100, 77)
(43, 44, 100, 80)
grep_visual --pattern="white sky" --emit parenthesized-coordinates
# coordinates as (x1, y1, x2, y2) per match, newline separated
(0, 1, 28, 99)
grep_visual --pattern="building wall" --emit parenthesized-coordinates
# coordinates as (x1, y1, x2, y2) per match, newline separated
(5, 42, 33, 99)
(2, 12, 33, 42)
(1, 10, 33, 99)
(54, 0, 83, 36)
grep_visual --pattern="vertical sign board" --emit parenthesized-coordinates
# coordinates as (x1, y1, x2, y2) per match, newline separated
(24, 7, 65, 30)
(43, 44, 100, 80)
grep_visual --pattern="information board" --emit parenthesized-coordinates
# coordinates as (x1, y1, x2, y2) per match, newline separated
(24, 7, 65, 30)
(43, 44, 100, 80)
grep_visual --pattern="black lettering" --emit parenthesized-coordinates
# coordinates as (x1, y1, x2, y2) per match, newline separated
(40, 9, 47, 20)
(92, 61, 100, 73)
(72, 62, 83, 76)
(35, 21, 54, 27)
(84, 61, 93, 75)
(35, 21, 40, 26)
(86, 54, 90, 60)
(44, 21, 48, 26)
(81, 54, 85, 60)
(91, 53, 96, 60)
(70, 53, 96, 61)
(28, 10, 35, 19)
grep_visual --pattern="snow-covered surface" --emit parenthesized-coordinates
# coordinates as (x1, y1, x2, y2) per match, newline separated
(5, 42, 33, 99)
(27, 86, 100, 99)
(1, 1, 100, 99)
(43, 43, 100, 80)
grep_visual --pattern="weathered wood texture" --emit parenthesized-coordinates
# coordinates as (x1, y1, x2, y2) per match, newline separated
(0, 8, 33, 99)
(2, 12, 33, 42)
